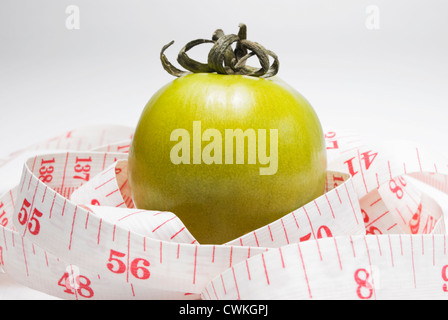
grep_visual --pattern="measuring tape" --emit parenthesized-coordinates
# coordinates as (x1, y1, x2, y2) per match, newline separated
(0, 125, 447, 300)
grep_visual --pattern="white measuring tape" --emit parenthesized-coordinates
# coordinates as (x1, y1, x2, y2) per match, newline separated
(0, 125, 447, 300)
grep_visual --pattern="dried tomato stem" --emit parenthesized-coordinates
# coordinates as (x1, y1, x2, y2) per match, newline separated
(160, 24, 279, 78)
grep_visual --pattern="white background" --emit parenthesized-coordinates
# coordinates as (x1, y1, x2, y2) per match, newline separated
(0, 0, 447, 299)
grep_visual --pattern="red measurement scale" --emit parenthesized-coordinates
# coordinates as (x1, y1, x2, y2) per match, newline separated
(0, 124, 447, 300)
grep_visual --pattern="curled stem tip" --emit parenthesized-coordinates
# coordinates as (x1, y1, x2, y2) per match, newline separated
(160, 24, 279, 78)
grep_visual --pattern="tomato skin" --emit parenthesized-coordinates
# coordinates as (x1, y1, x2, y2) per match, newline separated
(128, 73, 327, 244)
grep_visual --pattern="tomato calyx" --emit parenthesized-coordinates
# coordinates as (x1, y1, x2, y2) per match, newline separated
(160, 23, 279, 78)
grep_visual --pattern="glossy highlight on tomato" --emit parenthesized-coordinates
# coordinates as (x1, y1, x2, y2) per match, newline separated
(128, 73, 327, 244)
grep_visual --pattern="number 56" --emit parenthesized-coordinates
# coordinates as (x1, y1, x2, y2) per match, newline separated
(106, 249, 150, 280)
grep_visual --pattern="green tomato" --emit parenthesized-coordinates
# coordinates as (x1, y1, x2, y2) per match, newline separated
(128, 73, 327, 244)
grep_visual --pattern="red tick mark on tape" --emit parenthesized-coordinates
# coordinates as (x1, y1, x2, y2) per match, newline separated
(95, 177, 115, 190)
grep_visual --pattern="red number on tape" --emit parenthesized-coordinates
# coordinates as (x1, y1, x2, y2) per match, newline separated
(116, 144, 130, 153)
(389, 178, 406, 200)
(354, 268, 374, 299)
(325, 132, 339, 150)
(332, 174, 345, 188)
(107, 250, 127, 274)
(107, 249, 151, 280)
(58, 272, 94, 299)
(361, 209, 369, 224)
(28, 208, 43, 235)
(442, 265, 448, 292)
(0, 202, 7, 227)
(366, 226, 382, 235)
(409, 204, 423, 234)
(17, 198, 43, 236)
(18, 198, 31, 226)
(73, 156, 92, 181)
(316, 225, 332, 238)
(39, 158, 55, 183)
(130, 258, 151, 280)
(344, 150, 378, 177)
(421, 215, 436, 235)
(58, 272, 73, 295)
(300, 225, 333, 242)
